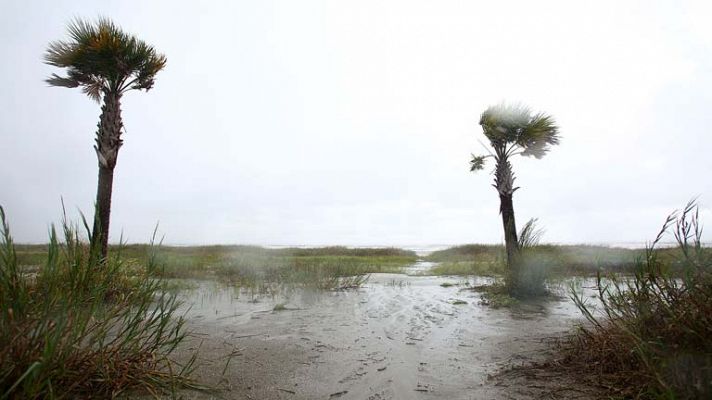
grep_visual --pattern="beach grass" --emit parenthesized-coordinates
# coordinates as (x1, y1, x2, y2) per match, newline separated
(0, 208, 197, 399)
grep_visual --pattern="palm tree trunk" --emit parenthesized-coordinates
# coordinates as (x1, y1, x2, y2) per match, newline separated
(93, 165, 114, 259)
(494, 153, 520, 283)
(499, 192, 518, 271)
(91, 91, 123, 262)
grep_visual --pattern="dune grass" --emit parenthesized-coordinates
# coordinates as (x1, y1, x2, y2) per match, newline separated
(565, 201, 712, 398)
(0, 208, 197, 399)
(144, 245, 415, 291)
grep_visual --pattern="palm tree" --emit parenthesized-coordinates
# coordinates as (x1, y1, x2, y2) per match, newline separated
(45, 18, 166, 260)
(470, 103, 559, 286)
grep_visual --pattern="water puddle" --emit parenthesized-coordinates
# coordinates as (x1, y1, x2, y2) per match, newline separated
(403, 259, 438, 275)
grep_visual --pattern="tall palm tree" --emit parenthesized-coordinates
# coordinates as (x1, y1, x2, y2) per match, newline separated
(470, 103, 559, 285)
(45, 18, 166, 260)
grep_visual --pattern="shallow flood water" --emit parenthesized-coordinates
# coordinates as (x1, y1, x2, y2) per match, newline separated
(174, 264, 600, 399)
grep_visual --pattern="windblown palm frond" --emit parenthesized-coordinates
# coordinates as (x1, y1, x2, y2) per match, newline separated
(477, 103, 560, 159)
(44, 17, 167, 101)
(518, 113, 559, 158)
(470, 154, 486, 171)
(479, 103, 533, 142)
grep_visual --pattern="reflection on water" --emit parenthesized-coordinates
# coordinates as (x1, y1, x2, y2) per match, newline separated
(175, 270, 600, 330)
(403, 260, 438, 275)
(172, 265, 605, 400)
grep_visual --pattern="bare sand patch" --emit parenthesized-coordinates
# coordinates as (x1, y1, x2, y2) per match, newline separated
(172, 270, 602, 399)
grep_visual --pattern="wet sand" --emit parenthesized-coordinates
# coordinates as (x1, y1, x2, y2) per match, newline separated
(174, 262, 603, 399)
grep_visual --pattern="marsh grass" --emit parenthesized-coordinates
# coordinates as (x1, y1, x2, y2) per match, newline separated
(385, 279, 410, 288)
(566, 201, 712, 398)
(429, 261, 505, 276)
(0, 207, 196, 399)
(172, 253, 394, 292)
(469, 281, 518, 308)
(426, 219, 654, 300)
(17, 244, 417, 292)
(426, 243, 642, 275)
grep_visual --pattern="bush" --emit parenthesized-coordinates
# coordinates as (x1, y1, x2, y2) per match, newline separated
(507, 218, 553, 297)
(568, 200, 712, 398)
(0, 207, 195, 399)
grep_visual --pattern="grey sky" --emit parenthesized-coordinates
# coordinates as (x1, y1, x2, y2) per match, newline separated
(1, 0, 711, 246)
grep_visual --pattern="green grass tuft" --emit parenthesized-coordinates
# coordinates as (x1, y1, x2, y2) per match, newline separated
(471, 282, 519, 308)
(0, 206, 196, 398)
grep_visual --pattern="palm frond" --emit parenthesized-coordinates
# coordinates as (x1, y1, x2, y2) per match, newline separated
(470, 154, 487, 171)
(45, 17, 166, 98)
(479, 103, 531, 142)
(479, 102, 560, 159)
(45, 73, 79, 88)
(82, 81, 104, 102)
(518, 113, 560, 158)
(44, 41, 77, 67)
(67, 17, 98, 44)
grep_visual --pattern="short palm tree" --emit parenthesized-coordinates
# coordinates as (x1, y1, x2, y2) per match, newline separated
(470, 103, 559, 287)
(45, 18, 166, 260)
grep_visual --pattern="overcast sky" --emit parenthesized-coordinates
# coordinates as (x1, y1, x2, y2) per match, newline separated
(1, 0, 711, 246)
